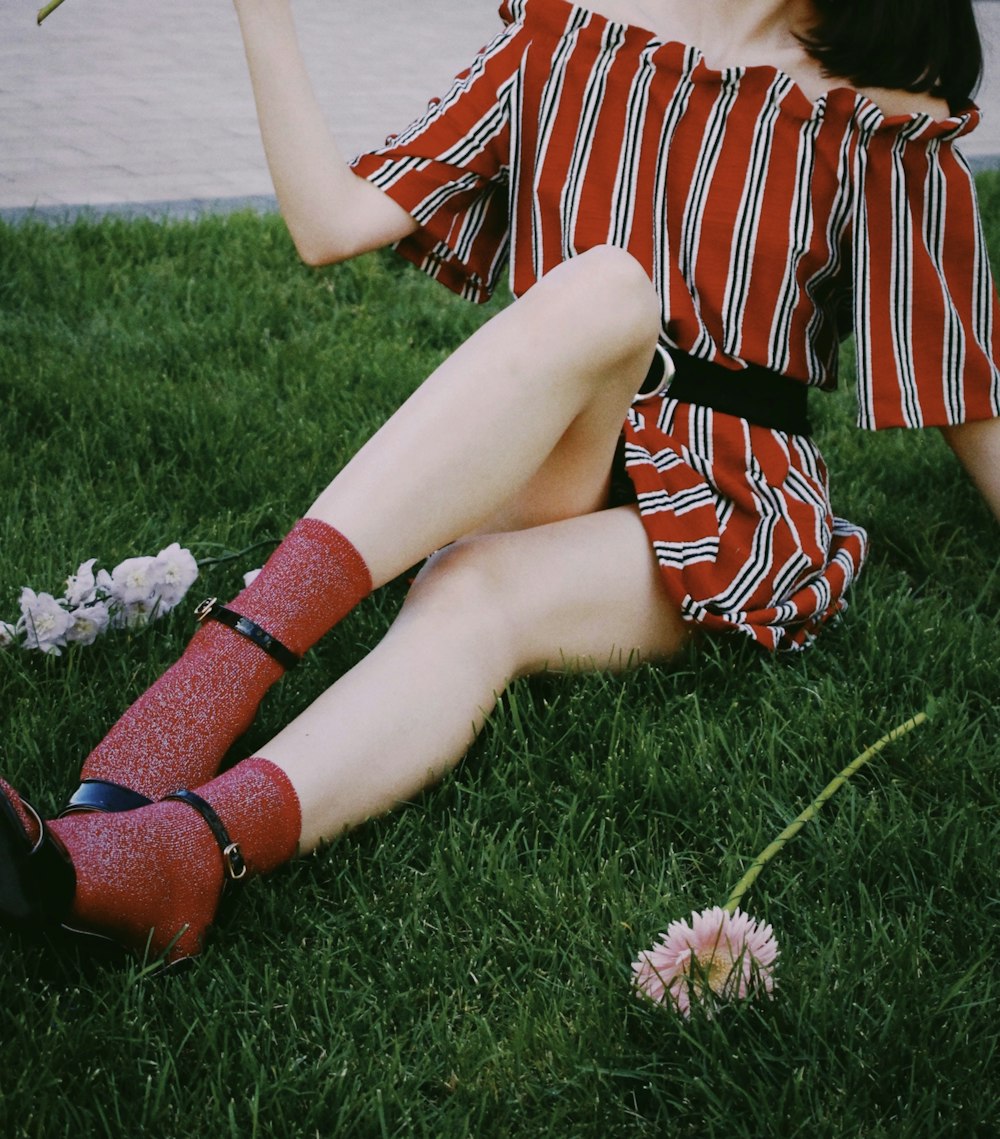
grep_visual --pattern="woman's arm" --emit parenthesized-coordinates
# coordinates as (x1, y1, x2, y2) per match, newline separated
(233, 0, 419, 266)
(939, 418, 1000, 523)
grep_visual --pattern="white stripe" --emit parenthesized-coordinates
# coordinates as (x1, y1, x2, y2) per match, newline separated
(559, 23, 625, 258)
(888, 130, 922, 426)
(678, 68, 741, 358)
(767, 110, 822, 374)
(609, 46, 658, 247)
(853, 137, 875, 428)
(723, 75, 791, 358)
(530, 7, 588, 274)
(957, 146, 1000, 416)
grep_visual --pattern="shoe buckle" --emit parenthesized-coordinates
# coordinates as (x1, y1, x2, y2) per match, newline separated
(223, 842, 247, 881)
(194, 597, 218, 623)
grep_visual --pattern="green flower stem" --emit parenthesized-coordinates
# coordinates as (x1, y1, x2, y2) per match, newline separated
(723, 709, 931, 915)
(37, 0, 69, 25)
(194, 538, 279, 570)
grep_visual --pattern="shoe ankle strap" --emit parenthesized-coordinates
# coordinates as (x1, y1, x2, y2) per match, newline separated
(164, 789, 248, 881)
(194, 598, 301, 671)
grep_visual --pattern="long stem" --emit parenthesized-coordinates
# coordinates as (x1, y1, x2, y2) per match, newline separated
(194, 538, 280, 570)
(723, 710, 930, 914)
(37, 0, 69, 25)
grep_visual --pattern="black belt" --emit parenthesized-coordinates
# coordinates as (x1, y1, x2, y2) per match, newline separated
(643, 349, 812, 437)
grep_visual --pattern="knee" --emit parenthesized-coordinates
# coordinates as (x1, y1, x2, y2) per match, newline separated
(400, 537, 524, 673)
(560, 245, 661, 362)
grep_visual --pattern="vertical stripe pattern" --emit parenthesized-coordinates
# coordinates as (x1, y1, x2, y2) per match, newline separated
(350, 0, 1000, 650)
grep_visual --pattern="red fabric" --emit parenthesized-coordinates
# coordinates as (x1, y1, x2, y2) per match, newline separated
(623, 398, 868, 649)
(80, 518, 371, 800)
(853, 125, 1000, 427)
(350, 17, 519, 303)
(349, 0, 1000, 650)
(0, 777, 40, 847)
(351, 0, 1000, 429)
(50, 758, 300, 963)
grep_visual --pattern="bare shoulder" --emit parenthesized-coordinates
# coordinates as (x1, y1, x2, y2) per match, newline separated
(856, 85, 954, 120)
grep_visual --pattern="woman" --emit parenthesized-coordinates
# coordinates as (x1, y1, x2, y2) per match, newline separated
(2, 0, 998, 963)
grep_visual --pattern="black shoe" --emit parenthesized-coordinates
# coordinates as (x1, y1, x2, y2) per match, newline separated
(60, 779, 153, 816)
(0, 785, 75, 928)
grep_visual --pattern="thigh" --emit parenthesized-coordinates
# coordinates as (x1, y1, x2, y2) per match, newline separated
(470, 412, 624, 535)
(411, 504, 692, 677)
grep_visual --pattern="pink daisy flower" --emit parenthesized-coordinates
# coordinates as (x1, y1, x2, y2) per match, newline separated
(632, 906, 779, 1017)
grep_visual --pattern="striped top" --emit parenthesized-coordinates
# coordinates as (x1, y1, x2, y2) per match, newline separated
(352, 0, 1000, 430)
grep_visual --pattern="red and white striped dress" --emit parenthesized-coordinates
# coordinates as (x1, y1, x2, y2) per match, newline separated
(351, 0, 1000, 650)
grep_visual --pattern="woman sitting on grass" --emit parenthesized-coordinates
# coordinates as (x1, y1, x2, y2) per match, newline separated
(2, 0, 999, 964)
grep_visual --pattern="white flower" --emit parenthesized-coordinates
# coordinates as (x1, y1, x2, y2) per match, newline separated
(243, 567, 262, 588)
(148, 543, 199, 611)
(106, 555, 159, 609)
(106, 596, 157, 630)
(65, 601, 111, 646)
(102, 546, 198, 624)
(64, 558, 98, 607)
(17, 588, 72, 655)
(5, 540, 202, 653)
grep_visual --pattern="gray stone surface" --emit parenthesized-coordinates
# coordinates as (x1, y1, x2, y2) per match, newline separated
(0, 0, 497, 218)
(2, 0, 999, 221)
(971, 0, 1000, 164)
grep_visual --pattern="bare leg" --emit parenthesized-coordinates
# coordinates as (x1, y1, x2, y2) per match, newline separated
(67, 246, 658, 807)
(11, 508, 685, 961)
(257, 506, 690, 852)
(306, 245, 661, 580)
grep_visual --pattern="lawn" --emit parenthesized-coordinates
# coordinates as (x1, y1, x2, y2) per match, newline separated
(0, 190, 998, 1138)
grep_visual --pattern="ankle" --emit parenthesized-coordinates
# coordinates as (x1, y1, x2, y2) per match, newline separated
(47, 758, 300, 964)
(51, 801, 225, 963)
(230, 518, 372, 655)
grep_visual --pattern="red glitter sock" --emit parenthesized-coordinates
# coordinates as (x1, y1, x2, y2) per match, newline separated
(0, 777, 40, 847)
(77, 518, 371, 803)
(50, 757, 301, 963)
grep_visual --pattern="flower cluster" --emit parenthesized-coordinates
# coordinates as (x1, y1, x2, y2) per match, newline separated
(632, 906, 778, 1018)
(1, 544, 199, 656)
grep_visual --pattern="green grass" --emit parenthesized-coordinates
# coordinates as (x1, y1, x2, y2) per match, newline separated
(0, 186, 998, 1138)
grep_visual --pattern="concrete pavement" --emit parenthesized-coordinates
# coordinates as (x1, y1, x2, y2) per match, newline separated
(2, 0, 1000, 223)
(0, 0, 497, 220)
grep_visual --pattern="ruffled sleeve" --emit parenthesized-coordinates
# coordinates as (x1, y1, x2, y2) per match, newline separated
(849, 105, 1000, 429)
(350, 5, 528, 303)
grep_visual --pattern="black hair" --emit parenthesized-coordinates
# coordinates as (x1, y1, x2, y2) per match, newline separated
(800, 0, 983, 111)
